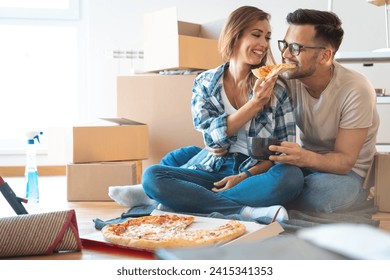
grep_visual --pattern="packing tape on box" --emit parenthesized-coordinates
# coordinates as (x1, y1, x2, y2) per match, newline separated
(0, 209, 82, 258)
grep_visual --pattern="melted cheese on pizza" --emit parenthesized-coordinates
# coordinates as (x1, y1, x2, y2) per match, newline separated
(119, 220, 241, 241)
(102, 214, 246, 249)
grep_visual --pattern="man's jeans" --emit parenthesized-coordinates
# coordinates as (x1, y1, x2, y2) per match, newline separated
(286, 168, 368, 213)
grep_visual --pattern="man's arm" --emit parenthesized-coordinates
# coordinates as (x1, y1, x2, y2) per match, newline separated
(269, 127, 368, 175)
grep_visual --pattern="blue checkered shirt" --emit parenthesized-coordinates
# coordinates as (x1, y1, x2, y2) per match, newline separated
(183, 63, 296, 173)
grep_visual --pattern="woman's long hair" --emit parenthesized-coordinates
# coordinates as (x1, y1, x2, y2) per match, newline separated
(218, 6, 276, 99)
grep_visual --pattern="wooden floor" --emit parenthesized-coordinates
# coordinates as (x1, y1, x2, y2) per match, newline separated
(2, 176, 389, 233)
(1, 176, 390, 260)
(0, 176, 129, 236)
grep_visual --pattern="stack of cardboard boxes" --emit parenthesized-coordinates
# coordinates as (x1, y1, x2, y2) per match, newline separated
(115, 7, 222, 170)
(67, 7, 222, 201)
(117, 74, 204, 170)
(66, 118, 148, 201)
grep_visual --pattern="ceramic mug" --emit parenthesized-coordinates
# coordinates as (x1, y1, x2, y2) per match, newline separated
(247, 137, 282, 160)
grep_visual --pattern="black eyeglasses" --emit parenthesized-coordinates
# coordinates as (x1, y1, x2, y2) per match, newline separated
(278, 40, 326, 56)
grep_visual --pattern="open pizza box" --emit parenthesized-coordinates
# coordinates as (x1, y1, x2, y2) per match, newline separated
(81, 210, 284, 254)
(151, 210, 284, 247)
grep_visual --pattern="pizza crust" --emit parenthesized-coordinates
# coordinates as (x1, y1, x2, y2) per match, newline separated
(101, 214, 246, 250)
(252, 63, 296, 79)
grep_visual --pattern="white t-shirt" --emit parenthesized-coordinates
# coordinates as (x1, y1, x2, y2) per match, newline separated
(289, 61, 379, 177)
(221, 87, 250, 155)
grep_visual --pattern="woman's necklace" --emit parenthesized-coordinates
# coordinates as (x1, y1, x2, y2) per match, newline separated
(231, 90, 241, 109)
(225, 74, 244, 109)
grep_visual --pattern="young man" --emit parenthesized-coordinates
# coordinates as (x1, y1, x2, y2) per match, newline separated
(269, 9, 380, 213)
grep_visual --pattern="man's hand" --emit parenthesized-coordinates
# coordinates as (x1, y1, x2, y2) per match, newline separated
(268, 141, 309, 167)
(269, 128, 367, 175)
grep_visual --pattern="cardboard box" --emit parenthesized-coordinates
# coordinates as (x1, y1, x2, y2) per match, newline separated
(73, 118, 148, 163)
(67, 161, 140, 201)
(373, 153, 390, 212)
(143, 7, 223, 72)
(365, 152, 390, 212)
(117, 75, 204, 170)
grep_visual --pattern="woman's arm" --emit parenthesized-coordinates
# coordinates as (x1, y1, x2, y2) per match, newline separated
(212, 160, 273, 192)
(226, 76, 279, 136)
(192, 74, 280, 149)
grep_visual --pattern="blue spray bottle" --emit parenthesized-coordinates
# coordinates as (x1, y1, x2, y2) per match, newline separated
(25, 131, 43, 204)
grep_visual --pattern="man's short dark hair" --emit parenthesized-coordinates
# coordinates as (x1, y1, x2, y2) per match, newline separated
(286, 9, 344, 52)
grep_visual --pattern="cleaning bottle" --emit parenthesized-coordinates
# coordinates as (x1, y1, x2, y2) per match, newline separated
(25, 131, 43, 204)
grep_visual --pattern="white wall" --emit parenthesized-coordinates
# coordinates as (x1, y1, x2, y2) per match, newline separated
(3, 0, 389, 166)
(82, 0, 326, 120)
(83, 0, 389, 120)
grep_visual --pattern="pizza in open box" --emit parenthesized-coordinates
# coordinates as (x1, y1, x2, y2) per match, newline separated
(101, 214, 246, 250)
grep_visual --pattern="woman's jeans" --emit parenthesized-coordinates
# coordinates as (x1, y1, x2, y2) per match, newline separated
(143, 146, 369, 215)
(143, 148, 304, 215)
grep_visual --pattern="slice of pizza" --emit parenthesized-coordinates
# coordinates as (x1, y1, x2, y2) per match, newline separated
(101, 214, 246, 250)
(252, 63, 295, 79)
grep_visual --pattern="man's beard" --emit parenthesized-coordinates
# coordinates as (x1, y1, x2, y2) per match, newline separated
(282, 65, 316, 80)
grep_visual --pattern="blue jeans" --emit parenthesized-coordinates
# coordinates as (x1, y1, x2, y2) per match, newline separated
(144, 146, 370, 214)
(286, 168, 369, 213)
(142, 148, 304, 215)
(160, 146, 203, 167)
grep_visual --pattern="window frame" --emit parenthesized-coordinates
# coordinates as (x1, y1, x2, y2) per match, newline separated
(0, 0, 79, 20)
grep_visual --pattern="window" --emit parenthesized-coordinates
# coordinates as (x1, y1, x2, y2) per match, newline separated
(0, 0, 79, 154)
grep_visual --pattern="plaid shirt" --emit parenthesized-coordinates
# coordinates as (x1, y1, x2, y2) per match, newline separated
(183, 63, 296, 173)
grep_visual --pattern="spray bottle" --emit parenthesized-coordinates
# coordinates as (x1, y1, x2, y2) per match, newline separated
(25, 131, 43, 204)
